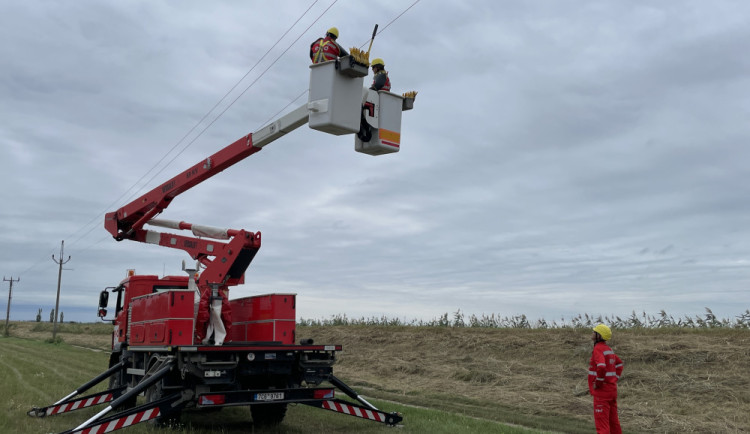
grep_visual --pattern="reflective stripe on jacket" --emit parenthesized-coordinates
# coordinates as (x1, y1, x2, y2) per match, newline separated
(310, 36, 341, 63)
(588, 342, 623, 399)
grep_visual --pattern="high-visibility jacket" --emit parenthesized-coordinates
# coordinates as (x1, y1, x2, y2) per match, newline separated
(310, 36, 342, 63)
(371, 70, 391, 91)
(588, 341, 623, 399)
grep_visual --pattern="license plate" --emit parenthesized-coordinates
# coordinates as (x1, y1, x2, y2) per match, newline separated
(255, 392, 284, 401)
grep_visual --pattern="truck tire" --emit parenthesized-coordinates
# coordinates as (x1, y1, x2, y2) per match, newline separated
(146, 380, 181, 427)
(108, 355, 137, 409)
(250, 403, 288, 426)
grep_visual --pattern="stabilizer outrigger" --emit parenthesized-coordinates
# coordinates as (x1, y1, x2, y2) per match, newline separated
(29, 355, 402, 433)
(301, 375, 401, 425)
(27, 359, 129, 418)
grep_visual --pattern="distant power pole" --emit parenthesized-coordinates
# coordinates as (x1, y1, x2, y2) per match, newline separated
(51, 240, 71, 341)
(3, 276, 19, 337)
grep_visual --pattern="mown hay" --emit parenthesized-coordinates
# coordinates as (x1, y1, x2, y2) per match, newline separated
(302, 325, 750, 433)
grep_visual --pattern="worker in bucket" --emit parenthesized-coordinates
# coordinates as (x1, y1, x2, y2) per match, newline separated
(589, 324, 624, 434)
(369, 58, 391, 91)
(310, 27, 349, 63)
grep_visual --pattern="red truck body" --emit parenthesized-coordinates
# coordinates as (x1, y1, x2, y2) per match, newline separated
(112, 274, 297, 347)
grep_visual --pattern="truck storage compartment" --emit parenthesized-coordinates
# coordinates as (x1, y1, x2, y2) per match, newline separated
(128, 290, 195, 346)
(229, 294, 296, 344)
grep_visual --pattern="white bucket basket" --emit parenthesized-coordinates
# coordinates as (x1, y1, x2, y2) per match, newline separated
(355, 89, 404, 156)
(308, 58, 366, 135)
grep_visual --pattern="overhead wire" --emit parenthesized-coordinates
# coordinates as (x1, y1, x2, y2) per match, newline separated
(16, 0, 328, 276)
(257, 89, 310, 129)
(67, 0, 324, 249)
(16, 247, 59, 277)
(358, 0, 421, 49)
(17, 0, 421, 278)
(79, 0, 420, 259)
(116, 0, 333, 210)
(126, 0, 341, 206)
(68, 0, 339, 259)
(260, 0, 422, 126)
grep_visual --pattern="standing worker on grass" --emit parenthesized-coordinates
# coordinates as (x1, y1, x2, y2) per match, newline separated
(589, 324, 624, 434)
(310, 27, 349, 63)
(369, 58, 391, 91)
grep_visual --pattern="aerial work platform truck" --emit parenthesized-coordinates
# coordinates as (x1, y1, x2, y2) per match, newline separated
(28, 53, 416, 433)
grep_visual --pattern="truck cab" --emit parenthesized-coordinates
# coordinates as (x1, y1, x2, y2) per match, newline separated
(100, 273, 192, 350)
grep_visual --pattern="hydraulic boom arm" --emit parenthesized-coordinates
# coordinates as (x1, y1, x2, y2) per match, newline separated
(104, 104, 309, 241)
(100, 56, 411, 344)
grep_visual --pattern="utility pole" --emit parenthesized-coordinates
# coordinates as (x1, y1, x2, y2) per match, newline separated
(51, 240, 71, 341)
(3, 276, 19, 337)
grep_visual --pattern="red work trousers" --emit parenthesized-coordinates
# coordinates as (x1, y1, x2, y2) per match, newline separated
(593, 396, 621, 434)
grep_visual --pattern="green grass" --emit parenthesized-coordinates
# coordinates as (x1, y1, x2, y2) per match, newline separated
(174, 400, 538, 434)
(0, 336, 542, 434)
(0, 337, 111, 434)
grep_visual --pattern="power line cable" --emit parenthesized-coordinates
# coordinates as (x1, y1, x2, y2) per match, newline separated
(257, 89, 310, 129)
(116, 0, 332, 210)
(72, 0, 416, 252)
(357, 0, 421, 49)
(17, 247, 58, 276)
(62, 0, 324, 253)
(63, 0, 338, 262)
(81, 1, 342, 262)
(21, 0, 420, 278)
(260, 0, 422, 129)
(128, 0, 341, 196)
(18, 1, 328, 277)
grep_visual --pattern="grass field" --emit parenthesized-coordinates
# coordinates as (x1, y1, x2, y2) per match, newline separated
(0, 323, 538, 434)
(2, 321, 749, 433)
(0, 336, 530, 434)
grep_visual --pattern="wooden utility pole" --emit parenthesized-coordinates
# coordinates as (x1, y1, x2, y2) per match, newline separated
(51, 240, 71, 340)
(3, 276, 19, 337)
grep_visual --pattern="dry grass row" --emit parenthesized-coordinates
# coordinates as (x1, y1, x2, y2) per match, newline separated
(300, 325, 750, 433)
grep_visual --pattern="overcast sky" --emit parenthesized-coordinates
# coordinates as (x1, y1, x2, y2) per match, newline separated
(1, 1, 749, 324)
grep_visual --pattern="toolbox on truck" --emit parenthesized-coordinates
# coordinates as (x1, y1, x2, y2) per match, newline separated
(229, 294, 296, 344)
(128, 290, 195, 346)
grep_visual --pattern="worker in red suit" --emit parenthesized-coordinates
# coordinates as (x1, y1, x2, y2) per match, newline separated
(310, 27, 348, 63)
(195, 285, 232, 345)
(589, 324, 624, 434)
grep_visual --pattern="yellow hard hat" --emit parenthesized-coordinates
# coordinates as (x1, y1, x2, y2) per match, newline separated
(593, 324, 612, 341)
(327, 27, 339, 39)
(371, 58, 385, 67)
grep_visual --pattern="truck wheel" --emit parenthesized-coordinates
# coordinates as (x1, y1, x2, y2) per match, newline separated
(109, 374, 137, 409)
(250, 403, 288, 426)
(108, 356, 136, 409)
(146, 380, 181, 427)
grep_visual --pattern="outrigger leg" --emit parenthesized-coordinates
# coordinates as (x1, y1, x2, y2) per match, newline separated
(28, 359, 128, 418)
(302, 374, 403, 426)
(58, 392, 184, 434)
(62, 358, 178, 434)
